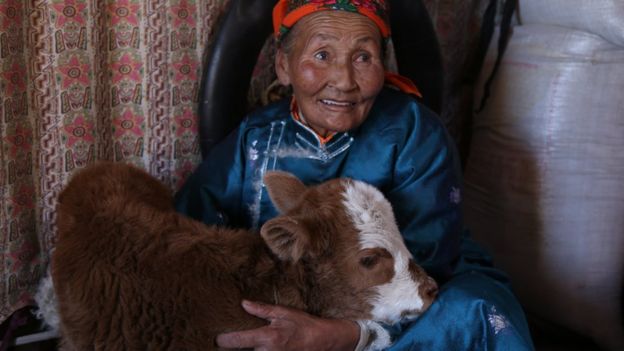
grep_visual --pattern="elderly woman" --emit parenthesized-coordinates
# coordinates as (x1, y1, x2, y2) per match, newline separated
(175, 0, 534, 350)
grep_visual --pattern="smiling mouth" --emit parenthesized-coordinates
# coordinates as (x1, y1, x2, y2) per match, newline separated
(320, 99, 356, 107)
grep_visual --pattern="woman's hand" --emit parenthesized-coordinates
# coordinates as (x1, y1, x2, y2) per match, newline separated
(216, 300, 360, 351)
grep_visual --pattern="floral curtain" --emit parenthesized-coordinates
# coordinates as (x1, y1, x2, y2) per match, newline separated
(0, 0, 228, 322)
(0, 0, 487, 324)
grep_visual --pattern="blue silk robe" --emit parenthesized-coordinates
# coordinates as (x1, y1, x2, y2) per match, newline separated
(175, 87, 535, 350)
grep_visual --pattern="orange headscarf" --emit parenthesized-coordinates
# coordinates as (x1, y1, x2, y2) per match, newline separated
(273, 0, 391, 41)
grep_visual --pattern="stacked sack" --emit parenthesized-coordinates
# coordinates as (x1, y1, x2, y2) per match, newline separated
(464, 1, 624, 350)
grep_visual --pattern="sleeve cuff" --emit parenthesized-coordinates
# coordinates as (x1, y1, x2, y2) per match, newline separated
(353, 320, 392, 351)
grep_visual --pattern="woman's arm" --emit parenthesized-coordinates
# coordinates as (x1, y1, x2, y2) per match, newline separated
(385, 102, 463, 283)
(382, 101, 534, 350)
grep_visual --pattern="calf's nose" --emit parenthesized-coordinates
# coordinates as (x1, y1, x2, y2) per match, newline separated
(424, 277, 438, 298)
(408, 260, 439, 301)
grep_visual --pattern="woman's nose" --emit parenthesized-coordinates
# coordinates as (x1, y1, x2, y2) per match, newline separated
(328, 60, 357, 91)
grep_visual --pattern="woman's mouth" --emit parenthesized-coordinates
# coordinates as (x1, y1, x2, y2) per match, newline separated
(320, 99, 356, 107)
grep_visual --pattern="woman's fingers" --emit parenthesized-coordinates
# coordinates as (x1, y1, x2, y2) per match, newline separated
(215, 326, 274, 349)
(216, 300, 359, 350)
(241, 300, 291, 320)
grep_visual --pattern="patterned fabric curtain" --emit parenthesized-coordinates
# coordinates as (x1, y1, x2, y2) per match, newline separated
(0, 0, 487, 324)
(421, 0, 491, 144)
(0, 0, 228, 322)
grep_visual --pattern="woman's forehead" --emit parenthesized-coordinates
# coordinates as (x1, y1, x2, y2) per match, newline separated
(291, 11, 381, 42)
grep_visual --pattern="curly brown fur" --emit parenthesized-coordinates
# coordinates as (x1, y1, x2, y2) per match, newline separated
(52, 162, 435, 350)
(54, 163, 276, 350)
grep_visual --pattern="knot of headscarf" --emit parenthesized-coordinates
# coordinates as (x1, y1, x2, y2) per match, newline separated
(273, 0, 391, 41)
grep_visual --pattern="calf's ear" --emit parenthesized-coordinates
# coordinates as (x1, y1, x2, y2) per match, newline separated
(264, 171, 307, 213)
(261, 217, 312, 263)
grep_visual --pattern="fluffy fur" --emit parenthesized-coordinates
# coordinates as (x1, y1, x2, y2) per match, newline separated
(51, 162, 437, 350)
(34, 272, 60, 331)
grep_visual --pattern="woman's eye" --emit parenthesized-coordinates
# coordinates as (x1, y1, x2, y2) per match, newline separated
(355, 53, 371, 62)
(314, 51, 329, 60)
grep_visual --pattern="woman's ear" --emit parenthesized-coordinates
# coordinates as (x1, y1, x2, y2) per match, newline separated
(275, 49, 291, 86)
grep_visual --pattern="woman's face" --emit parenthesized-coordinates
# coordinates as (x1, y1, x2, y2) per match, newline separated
(276, 11, 385, 138)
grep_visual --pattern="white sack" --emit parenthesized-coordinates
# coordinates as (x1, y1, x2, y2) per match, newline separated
(464, 23, 624, 351)
(519, 0, 624, 46)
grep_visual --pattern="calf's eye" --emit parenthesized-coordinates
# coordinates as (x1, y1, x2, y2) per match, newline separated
(360, 254, 379, 268)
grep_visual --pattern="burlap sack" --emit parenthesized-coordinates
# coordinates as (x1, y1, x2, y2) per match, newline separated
(464, 23, 624, 351)
(519, 0, 624, 46)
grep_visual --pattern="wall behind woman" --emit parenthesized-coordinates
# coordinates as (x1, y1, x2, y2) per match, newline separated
(421, 0, 491, 153)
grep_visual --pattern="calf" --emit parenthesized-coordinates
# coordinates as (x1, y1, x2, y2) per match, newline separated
(52, 162, 437, 350)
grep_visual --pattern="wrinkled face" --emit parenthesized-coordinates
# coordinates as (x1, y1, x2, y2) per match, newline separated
(275, 11, 385, 138)
(340, 180, 438, 324)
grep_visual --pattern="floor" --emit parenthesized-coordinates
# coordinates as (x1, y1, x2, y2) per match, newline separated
(528, 315, 603, 351)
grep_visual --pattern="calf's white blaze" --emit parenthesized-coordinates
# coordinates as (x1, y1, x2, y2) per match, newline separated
(342, 181, 426, 324)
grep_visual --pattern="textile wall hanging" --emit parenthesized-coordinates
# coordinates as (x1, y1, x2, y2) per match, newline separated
(0, 0, 228, 322)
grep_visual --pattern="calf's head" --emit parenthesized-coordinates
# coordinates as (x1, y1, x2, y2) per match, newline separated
(261, 172, 438, 324)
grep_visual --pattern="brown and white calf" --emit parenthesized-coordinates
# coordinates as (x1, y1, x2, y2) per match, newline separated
(51, 162, 437, 350)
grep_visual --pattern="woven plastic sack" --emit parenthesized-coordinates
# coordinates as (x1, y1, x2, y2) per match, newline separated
(519, 0, 624, 46)
(464, 24, 624, 351)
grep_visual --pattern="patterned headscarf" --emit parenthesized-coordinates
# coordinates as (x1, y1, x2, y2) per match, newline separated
(273, 0, 391, 41)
